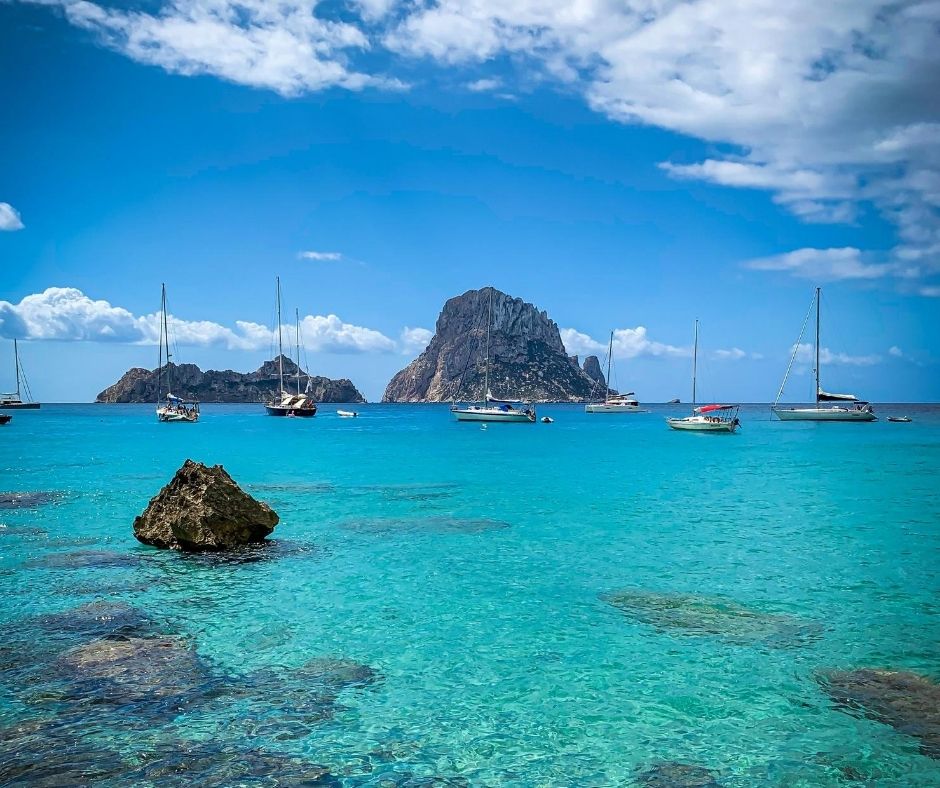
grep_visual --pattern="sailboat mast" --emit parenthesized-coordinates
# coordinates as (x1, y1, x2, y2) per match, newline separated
(814, 286, 821, 405)
(483, 288, 492, 403)
(162, 283, 172, 398)
(295, 308, 301, 396)
(691, 319, 698, 414)
(276, 277, 284, 394)
(606, 330, 613, 402)
(13, 339, 20, 399)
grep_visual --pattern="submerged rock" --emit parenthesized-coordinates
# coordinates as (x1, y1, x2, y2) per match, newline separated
(635, 762, 720, 787)
(0, 491, 59, 510)
(602, 589, 818, 647)
(32, 549, 142, 570)
(58, 636, 208, 704)
(341, 516, 509, 534)
(35, 601, 151, 639)
(134, 460, 278, 551)
(818, 669, 940, 759)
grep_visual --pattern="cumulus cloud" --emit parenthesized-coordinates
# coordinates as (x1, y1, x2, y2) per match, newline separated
(562, 327, 686, 359)
(400, 326, 433, 354)
(0, 287, 397, 354)
(792, 342, 880, 367)
(743, 247, 895, 282)
(889, 345, 904, 358)
(0, 203, 24, 231)
(27, 1, 940, 288)
(299, 250, 343, 261)
(712, 347, 746, 361)
(40, 0, 398, 96)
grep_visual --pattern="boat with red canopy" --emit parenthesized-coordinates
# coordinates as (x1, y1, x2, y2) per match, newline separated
(666, 321, 740, 433)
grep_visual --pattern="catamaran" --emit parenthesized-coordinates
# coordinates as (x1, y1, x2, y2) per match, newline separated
(585, 331, 642, 413)
(265, 278, 317, 417)
(666, 320, 740, 433)
(772, 287, 876, 422)
(155, 284, 199, 423)
(452, 288, 536, 423)
(1, 339, 40, 410)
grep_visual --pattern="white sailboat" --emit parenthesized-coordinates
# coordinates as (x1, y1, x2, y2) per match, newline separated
(585, 331, 642, 413)
(772, 287, 876, 422)
(666, 320, 740, 433)
(1, 339, 40, 410)
(452, 288, 536, 423)
(265, 278, 317, 417)
(155, 284, 199, 423)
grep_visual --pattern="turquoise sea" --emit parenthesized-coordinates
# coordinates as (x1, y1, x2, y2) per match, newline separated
(1, 403, 939, 786)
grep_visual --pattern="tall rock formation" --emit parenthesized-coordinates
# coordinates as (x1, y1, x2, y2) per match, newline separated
(382, 287, 599, 402)
(582, 356, 605, 390)
(97, 356, 365, 403)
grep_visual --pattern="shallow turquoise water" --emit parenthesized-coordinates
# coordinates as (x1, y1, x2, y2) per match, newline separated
(1, 403, 938, 786)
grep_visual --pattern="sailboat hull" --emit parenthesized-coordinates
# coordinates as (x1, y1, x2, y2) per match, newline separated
(585, 403, 642, 413)
(773, 407, 876, 422)
(0, 401, 40, 410)
(265, 405, 317, 417)
(667, 416, 738, 433)
(452, 408, 535, 423)
(157, 407, 198, 423)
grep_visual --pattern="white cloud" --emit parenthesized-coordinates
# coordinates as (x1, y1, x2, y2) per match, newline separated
(0, 287, 397, 354)
(712, 347, 746, 361)
(743, 247, 894, 282)
(27, 1, 940, 284)
(0, 203, 24, 231)
(792, 342, 880, 367)
(920, 286, 940, 297)
(400, 326, 433, 354)
(47, 0, 398, 96)
(299, 250, 343, 261)
(562, 326, 689, 359)
(889, 345, 904, 358)
(466, 77, 501, 92)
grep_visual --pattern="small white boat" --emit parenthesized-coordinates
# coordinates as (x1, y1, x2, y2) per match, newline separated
(887, 416, 912, 423)
(453, 402, 536, 423)
(1, 339, 40, 410)
(666, 320, 740, 433)
(772, 287, 876, 422)
(337, 410, 358, 418)
(585, 331, 643, 413)
(155, 285, 199, 423)
(265, 282, 317, 418)
(451, 288, 536, 424)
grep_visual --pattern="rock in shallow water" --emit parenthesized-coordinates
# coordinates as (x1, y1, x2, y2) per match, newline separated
(634, 762, 720, 787)
(602, 589, 819, 648)
(134, 459, 278, 551)
(341, 516, 509, 534)
(0, 491, 59, 510)
(818, 668, 940, 759)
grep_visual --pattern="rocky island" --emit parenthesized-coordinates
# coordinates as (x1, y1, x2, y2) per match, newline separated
(97, 356, 365, 403)
(383, 287, 606, 402)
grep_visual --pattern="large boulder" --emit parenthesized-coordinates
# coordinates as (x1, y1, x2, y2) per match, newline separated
(134, 460, 278, 551)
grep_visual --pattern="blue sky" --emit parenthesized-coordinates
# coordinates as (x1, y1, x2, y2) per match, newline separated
(1, 0, 938, 402)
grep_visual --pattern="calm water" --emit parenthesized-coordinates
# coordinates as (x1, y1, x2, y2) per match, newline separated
(1, 403, 938, 786)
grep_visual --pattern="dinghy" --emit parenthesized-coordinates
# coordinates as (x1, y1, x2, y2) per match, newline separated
(337, 410, 358, 418)
(887, 416, 912, 423)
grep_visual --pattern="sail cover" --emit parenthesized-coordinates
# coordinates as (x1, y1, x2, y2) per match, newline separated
(486, 390, 520, 404)
(818, 389, 858, 402)
(695, 404, 734, 413)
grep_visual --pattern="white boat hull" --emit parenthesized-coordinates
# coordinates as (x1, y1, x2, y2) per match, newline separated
(666, 416, 738, 433)
(453, 407, 535, 423)
(773, 407, 876, 422)
(585, 403, 642, 413)
(157, 407, 198, 423)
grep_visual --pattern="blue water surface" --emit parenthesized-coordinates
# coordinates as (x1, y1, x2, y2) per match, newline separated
(1, 403, 938, 786)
